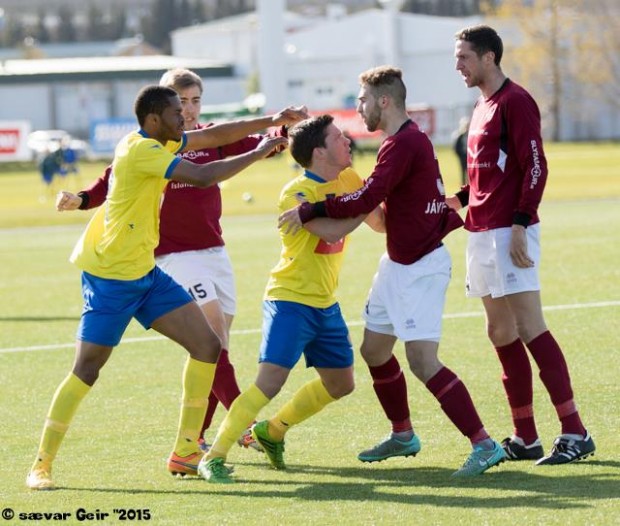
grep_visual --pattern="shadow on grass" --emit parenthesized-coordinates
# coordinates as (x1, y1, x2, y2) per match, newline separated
(61, 460, 620, 510)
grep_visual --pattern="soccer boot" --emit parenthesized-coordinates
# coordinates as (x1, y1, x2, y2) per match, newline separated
(251, 420, 286, 470)
(358, 434, 421, 463)
(198, 457, 234, 484)
(167, 451, 202, 477)
(198, 438, 211, 453)
(536, 431, 595, 465)
(501, 436, 544, 460)
(452, 440, 506, 477)
(238, 427, 263, 452)
(26, 464, 55, 490)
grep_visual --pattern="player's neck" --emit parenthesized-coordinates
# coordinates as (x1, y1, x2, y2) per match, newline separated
(480, 70, 507, 100)
(383, 111, 410, 137)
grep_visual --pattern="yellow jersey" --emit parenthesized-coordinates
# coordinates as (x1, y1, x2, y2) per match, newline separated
(70, 130, 185, 280)
(265, 167, 364, 308)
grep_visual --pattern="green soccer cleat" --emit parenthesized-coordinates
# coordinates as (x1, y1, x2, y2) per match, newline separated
(452, 440, 506, 477)
(357, 434, 421, 463)
(251, 420, 286, 470)
(197, 457, 234, 484)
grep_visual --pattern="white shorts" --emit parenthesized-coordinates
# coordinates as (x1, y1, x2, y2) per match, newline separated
(362, 245, 451, 342)
(156, 247, 236, 314)
(466, 224, 541, 299)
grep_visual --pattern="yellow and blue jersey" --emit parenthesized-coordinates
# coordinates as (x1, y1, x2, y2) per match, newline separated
(265, 167, 364, 308)
(70, 130, 186, 280)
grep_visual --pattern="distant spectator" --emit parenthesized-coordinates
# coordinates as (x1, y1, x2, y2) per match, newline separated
(452, 116, 469, 185)
(39, 148, 62, 201)
(59, 137, 80, 181)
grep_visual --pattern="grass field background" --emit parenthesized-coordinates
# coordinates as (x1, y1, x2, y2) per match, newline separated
(0, 142, 619, 525)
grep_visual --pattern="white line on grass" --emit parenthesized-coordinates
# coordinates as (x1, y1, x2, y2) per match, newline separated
(1, 299, 618, 355)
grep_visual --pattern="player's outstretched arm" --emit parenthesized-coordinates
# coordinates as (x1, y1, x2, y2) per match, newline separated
(184, 106, 307, 152)
(171, 136, 288, 188)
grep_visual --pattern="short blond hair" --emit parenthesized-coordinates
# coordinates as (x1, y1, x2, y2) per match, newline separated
(159, 68, 203, 94)
(359, 66, 406, 110)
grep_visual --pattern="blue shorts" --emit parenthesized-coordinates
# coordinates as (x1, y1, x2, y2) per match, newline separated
(259, 300, 353, 369)
(77, 266, 192, 346)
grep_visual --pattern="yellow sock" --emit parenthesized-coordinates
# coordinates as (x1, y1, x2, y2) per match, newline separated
(173, 357, 215, 457)
(206, 384, 270, 460)
(268, 378, 335, 441)
(32, 373, 91, 470)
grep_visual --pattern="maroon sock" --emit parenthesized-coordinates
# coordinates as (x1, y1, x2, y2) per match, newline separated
(527, 331, 586, 436)
(426, 367, 488, 444)
(368, 355, 412, 433)
(495, 339, 539, 444)
(199, 349, 241, 436)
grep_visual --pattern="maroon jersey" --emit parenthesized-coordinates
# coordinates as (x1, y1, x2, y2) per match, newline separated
(464, 79, 547, 231)
(81, 124, 283, 257)
(323, 120, 463, 265)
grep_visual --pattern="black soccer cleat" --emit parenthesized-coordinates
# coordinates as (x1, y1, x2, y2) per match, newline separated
(536, 431, 595, 465)
(501, 436, 544, 461)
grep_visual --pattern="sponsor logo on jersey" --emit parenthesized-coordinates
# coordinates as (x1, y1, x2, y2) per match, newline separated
(530, 140, 542, 189)
(180, 150, 211, 160)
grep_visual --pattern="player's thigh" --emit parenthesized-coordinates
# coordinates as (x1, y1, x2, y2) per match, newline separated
(481, 294, 519, 346)
(151, 300, 221, 363)
(200, 299, 230, 348)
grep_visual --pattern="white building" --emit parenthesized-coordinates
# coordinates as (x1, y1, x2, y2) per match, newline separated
(172, 7, 480, 144)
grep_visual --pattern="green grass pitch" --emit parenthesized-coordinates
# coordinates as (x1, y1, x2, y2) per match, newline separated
(0, 143, 618, 524)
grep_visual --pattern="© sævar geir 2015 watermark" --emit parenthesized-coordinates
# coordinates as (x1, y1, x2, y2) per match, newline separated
(2, 507, 152, 521)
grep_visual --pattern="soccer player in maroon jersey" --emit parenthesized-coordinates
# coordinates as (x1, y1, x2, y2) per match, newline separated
(55, 69, 300, 469)
(448, 25, 594, 465)
(279, 66, 506, 477)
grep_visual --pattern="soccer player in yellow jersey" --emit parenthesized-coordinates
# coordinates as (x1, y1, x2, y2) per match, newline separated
(198, 114, 385, 483)
(26, 85, 306, 490)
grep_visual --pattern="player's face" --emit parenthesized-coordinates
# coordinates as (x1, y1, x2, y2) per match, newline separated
(159, 96, 185, 141)
(455, 40, 486, 88)
(356, 85, 382, 132)
(177, 85, 202, 131)
(322, 123, 352, 170)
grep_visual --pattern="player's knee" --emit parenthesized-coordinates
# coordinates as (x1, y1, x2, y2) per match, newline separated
(72, 364, 101, 386)
(188, 332, 222, 363)
(327, 379, 355, 399)
(486, 322, 518, 347)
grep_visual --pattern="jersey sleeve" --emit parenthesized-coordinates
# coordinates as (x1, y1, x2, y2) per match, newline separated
(80, 165, 111, 209)
(324, 139, 404, 218)
(135, 140, 182, 180)
(505, 92, 548, 221)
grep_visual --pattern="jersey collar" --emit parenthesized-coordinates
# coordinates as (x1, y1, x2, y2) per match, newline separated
(303, 170, 327, 183)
